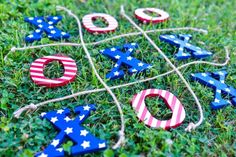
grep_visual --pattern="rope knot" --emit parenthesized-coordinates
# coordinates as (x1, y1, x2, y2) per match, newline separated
(185, 122, 197, 132)
(11, 47, 16, 52)
(13, 103, 37, 119)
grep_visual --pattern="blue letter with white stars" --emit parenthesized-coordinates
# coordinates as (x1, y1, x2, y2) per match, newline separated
(25, 16, 70, 43)
(159, 34, 212, 60)
(100, 43, 152, 79)
(191, 71, 236, 109)
(35, 104, 107, 157)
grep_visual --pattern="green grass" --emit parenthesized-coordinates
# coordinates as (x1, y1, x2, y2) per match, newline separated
(0, 0, 236, 156)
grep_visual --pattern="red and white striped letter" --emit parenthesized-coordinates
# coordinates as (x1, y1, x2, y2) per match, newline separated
(134, 8, 169, 24)
(30, 54, 77, 88)
(82, 13, 118, 34)
(131, 89, 185, 130)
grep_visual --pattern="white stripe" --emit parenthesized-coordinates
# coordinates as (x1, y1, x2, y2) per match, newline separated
(31, 63, 43, 66)
(32, 78, 62, 84)
(132, 92, 142, 108)
(35, 59, 47, 62)
(170, 100, 180, 126)
(160, 120, 167, 129)
(44, 56, 73, 61)
(30, 68, 43, 71)
(144, 112, 151, 125)
(64, 71, 76, 75)
(137, 90, 150, 118)
(30, 72, 44, 76)
(151, 118, 157, 128)
(60, 76, 73, 80)
(64, 67, 77, 71)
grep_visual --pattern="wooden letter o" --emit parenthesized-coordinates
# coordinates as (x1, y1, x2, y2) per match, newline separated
(134, 8, 169, 24)
(131, 89, 185, 130)
(30, 54, 77, 88)
(82, 13, 118, 34)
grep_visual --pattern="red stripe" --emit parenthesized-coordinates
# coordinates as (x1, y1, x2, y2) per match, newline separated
(176, 103, 183, 125)
(140, 106, 147, 121)
(136, 90, 147, 111)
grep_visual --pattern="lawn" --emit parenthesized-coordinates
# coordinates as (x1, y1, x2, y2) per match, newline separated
(0, 0, 235, 156)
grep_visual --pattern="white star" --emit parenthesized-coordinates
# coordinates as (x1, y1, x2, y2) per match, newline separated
(37, 19, 42, 23)
(182, 53, 188, 56)
(186, 43, 191, 47)
(201, 73, 207, 77)
(132, 69, 137, 72)
(138, 62, 144, 67)
(114, 64, 119, 67)
(48, 21, 53, 25)
(131, 43, 136, 46)
(28, 17, 34, 20)
(53, 16, 59, 20)
(115, 55, 120, 59)
(38, 24, 43, 28)
(80, 130, 89, 136)
(216, 89, 221, 93)
(81, 141, 90, 149)
(100, 49, 104, 53)
(79, 115, 85, 121)
(110, 47, 116, 51)
(41, 112, 46, 117)
(57, 109, 64, 114)
(127, 56, 132, 60)
(218, 71, 224, 76)
(35, 29, 41, 33)
(98, 143, 106, 148)
(225, 88, 230, 92)
(196, 50, 203, 54)
(56, 148, 63, 152)
(50, 117, 58, 123)
(220, 80, 225, 83)
(38, 153, 48, 157)
(128, 48, 133, 52)
(214, 99, 220, 103)
(64, 116, 72, 122)
(209, 80, 214, 84)
(28, 35, 34, 38)
(51, 139, 59, 147)
(147, 65, 152, 69)
(51, 30, 56, 34)
(114, 71, 120, 76)
(64, 127, 73, 134)
(48, 26, 54, 29)
(170, 35, 175, 39)
(83, 105, 90, 111)
(61, 32, 66, 35)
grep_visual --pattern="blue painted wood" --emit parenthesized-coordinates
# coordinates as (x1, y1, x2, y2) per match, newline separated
(191, 70, 236, 109)
(35, 104, 107, 157)
(159, 34, 212, 60)
(100, 43, 152, 79)
(25, 16, 70, 43)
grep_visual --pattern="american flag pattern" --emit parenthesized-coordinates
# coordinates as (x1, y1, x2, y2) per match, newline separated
(24, 16, 70, 43)
(191, 70, 236, 109)
(100, 43, 152, 79)
(82, 13, 118, 33)
(30, 54, 77, 88)
(35, 104, 107, 157)
(159, 34, 212, 60)
(134, 8, 169, 24)
(131, 89, 186, 130)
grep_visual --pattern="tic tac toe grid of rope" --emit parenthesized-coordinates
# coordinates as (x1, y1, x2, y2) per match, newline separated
(9, 5, 230, 149)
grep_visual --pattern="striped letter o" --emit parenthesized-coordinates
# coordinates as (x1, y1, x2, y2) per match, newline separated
(30, 54, 77, 88)
(82, 13, 118, 34)
(134, 8, 169, 24)
(131, 89, 185, 130)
